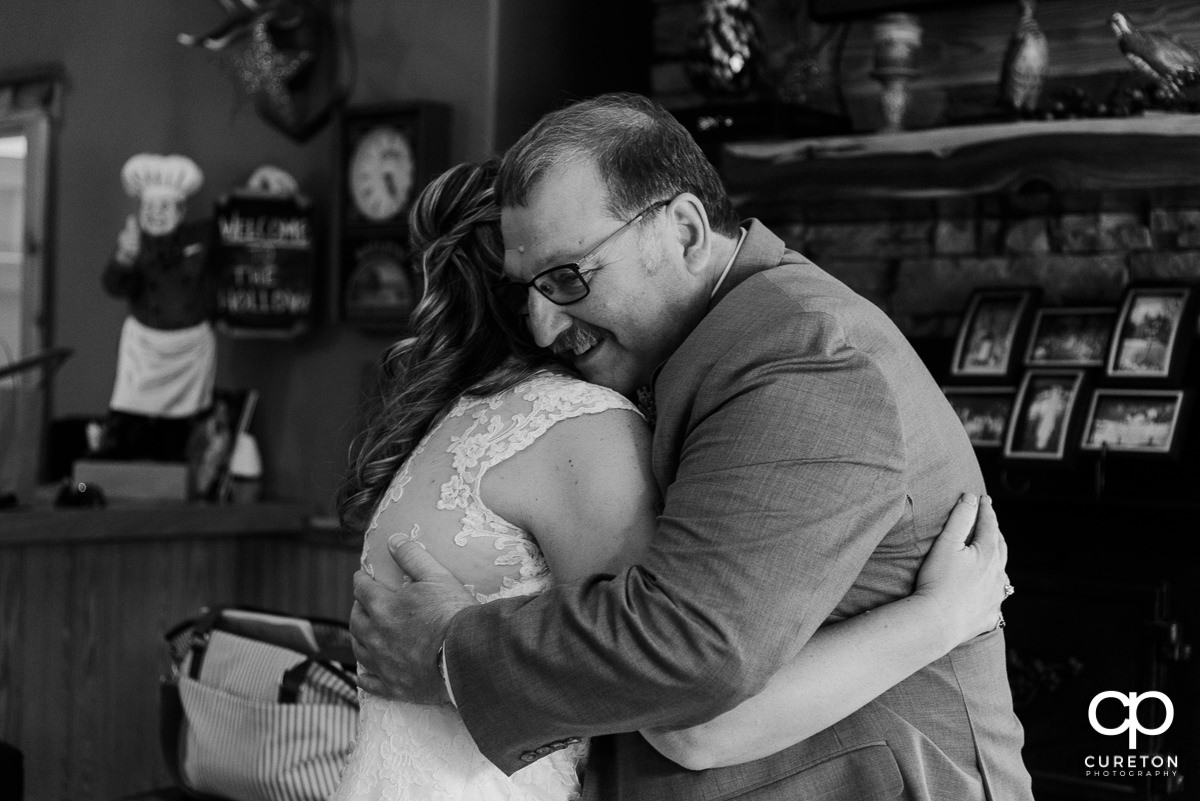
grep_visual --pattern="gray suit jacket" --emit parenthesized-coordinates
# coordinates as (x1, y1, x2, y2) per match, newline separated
(445, 221, 1033, 800)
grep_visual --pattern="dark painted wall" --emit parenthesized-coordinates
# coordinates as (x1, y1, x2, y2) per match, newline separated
(1, 0, 649, 516)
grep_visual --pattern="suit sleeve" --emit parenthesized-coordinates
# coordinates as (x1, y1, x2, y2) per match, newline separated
(447, 294, 912, 774)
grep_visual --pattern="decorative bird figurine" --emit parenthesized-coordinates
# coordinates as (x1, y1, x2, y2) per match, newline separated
(1110, 12, 1200, 100)
(999, 0, 1049, 116)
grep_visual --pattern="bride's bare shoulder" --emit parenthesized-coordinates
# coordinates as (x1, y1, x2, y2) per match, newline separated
(484, 379, 658, 580)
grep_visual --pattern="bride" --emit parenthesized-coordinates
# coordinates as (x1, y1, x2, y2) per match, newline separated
(331, 160, 1010, 801)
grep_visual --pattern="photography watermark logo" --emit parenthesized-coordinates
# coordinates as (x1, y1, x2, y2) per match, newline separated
(1084, 691, 1180, 780)
(1089, 691, 1174, 748)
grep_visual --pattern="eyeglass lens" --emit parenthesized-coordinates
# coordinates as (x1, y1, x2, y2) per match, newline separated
(494, 265, 588, 314)
(534, 267, 589, 302)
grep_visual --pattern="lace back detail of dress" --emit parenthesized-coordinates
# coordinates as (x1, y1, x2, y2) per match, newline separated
(334, 371, 639, 801)
(361, 370, 641, 603)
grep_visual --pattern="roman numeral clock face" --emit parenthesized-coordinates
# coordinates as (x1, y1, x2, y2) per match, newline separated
(349, 125, 415, 223)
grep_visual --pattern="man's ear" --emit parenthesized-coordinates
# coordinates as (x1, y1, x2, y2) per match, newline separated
(668, 194, 712, 277)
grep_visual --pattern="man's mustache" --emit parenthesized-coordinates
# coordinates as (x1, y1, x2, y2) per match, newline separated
(551, 326, 601, 357)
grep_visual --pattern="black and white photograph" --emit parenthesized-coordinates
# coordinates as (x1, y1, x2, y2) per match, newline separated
(10, 5, 1200, 801)
(943, 387, 1016, 448)
(951, 289, 1037, 378)
(1081, 389, 1187, 455)
(1107, 287, 1192, 379)
(1004, 370, 1085, 460)
(1024, 307, 1115, 367)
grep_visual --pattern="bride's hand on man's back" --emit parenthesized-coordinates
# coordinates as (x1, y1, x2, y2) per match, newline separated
(913, 494, 1011, 650)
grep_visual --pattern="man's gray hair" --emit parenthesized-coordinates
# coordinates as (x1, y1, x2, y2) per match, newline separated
(496, 93, 741, 237)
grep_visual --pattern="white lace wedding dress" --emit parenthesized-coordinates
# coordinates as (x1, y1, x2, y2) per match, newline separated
(332, 370, 642, 801)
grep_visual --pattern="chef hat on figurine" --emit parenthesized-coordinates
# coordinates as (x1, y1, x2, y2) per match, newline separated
(121, 154, 204, 202)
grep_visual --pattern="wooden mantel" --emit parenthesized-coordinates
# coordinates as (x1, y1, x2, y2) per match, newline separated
(723, 114, 1200, 207)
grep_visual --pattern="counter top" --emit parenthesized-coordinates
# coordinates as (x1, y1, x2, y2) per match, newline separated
(0, 500, 313, 546)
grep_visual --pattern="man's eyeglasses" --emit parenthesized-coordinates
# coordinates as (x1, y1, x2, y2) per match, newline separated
(493, 198, 672, 314)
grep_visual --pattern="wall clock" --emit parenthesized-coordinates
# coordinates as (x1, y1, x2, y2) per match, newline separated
(338, 102, 451, 330)
(349, 125, 414, 224)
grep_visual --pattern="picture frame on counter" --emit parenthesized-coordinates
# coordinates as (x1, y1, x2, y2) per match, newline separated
(1106, 286, 1195, 382)
(1024, 307, 1116, 368)
(942, 386, 1016, 449)
(950, 288, 1039, 380)
(341, 236, 422, 332)
(1080, 389, 1189, 457)
(1003, 369, 1086, 461)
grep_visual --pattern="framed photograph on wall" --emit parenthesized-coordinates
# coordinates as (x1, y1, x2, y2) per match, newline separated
(942, 387, 1016, 449)
(1024, 307, 1116, 368)
(951, 288, 1039, 379)
(1106, 286, 1195, 381)
(1080, 389, 1189, 456)
(1003, 369, 1086, 461)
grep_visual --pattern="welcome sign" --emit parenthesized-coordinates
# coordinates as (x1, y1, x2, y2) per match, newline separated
(213, 194, 316, 337)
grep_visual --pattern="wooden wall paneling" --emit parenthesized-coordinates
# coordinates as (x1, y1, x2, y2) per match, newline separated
(104, 542, 162, 797)
(59, 540, 228, 799)
(68, 540, 104, 800)
(0, 544, 75, 801)
(235, 536, 359, 621)
(43, 543, 75, 801)
(237, 537, 300, 614)
(0, 531, 357, 801)
(108, 539, 244, 797)
(0, 544, 17, 741)
(249, 537, 313, 614)
(291, 537, 359, 620)
(0, 546, 19, 751)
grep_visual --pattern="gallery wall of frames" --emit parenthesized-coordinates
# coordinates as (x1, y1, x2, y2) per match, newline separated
(941, 284, 1198, 493)
(938, 283, 1200, 800)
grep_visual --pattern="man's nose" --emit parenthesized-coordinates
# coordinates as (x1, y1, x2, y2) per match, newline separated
(526, 290, 573, 349)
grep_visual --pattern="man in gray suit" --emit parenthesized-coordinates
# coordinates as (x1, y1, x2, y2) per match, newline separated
(351, 92, 1032, 800)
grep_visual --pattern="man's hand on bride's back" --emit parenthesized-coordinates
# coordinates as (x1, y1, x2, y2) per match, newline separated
(913, 494, 1011, 651)
(350, 539, 477, 705)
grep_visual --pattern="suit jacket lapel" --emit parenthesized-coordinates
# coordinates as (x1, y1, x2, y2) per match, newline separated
(648, 219, 793, 489)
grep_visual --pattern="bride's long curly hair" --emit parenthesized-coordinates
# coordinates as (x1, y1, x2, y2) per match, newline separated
(337, 159, 548, 534)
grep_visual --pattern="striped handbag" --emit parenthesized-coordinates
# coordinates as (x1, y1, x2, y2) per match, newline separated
(161, 606, 360, 801)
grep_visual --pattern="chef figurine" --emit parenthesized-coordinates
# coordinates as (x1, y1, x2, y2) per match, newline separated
(97, 153, 217, 461)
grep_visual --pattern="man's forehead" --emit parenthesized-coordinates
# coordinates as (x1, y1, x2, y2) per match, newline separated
(501, 192, 609, 279)
(501, 217, 588, 281)
(500, 204, 538, 279)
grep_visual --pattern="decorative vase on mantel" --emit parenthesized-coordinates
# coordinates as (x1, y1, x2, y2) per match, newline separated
(870, 12, 923, 133)
(684, 0, 767, 100)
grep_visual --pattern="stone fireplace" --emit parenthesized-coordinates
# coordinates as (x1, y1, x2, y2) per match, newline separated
(722, 117, 1200, 344)
(722, 117, 1200, 801)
